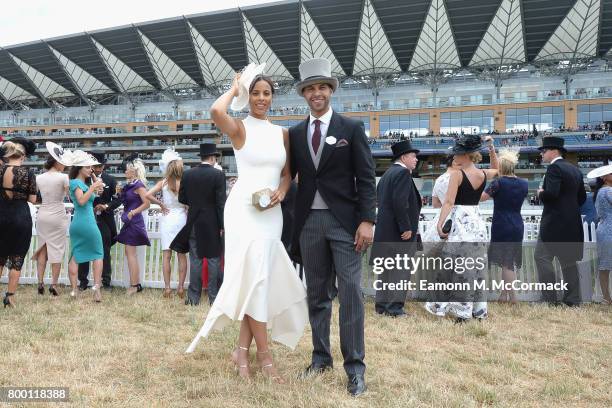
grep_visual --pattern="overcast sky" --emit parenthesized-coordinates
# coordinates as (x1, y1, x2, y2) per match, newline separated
(0, 0, 279, 47)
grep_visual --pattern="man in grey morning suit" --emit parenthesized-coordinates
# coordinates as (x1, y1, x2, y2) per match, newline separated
(289, 58, 376, 396)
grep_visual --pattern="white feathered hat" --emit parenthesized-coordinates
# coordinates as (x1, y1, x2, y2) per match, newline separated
(230, 62, 267, 112)
(159, 147, 182, 174)
(69, 150, 100, 167)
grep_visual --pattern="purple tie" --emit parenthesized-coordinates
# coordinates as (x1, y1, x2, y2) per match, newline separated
(312, 119, 321, 154)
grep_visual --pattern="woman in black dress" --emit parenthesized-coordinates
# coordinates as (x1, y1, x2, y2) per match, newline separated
(0, 138, 37, 308)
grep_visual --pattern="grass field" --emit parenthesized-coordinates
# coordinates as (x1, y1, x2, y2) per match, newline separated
(1, 285, 611, 407)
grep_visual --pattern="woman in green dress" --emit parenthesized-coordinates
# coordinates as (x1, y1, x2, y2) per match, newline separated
(66, 151, 105, 302)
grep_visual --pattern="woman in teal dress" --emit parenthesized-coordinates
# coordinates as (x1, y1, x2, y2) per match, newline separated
(66, 151, 105, 302)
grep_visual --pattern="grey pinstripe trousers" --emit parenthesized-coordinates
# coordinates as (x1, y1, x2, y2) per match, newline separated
(299, 210, 366, 376)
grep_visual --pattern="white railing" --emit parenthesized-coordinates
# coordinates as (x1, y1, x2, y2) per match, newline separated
(1, 205, 187, 289)
(1, 206, 605, 302)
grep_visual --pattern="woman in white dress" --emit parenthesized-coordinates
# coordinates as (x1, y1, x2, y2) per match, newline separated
(146, 148, 187, 298)
(424, 136, 497, 320)
(186, 70, 308, 383)
(33, 153, 69, 296)
(421, 154, 461, 241)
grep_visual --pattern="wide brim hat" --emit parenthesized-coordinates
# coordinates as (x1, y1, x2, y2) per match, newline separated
(537, 136, 566, 153)
(450, 134, 483, 154)
(296, 58, 339, 96)
(587, 164, 612, 179)
(198, 143, 221, 157)
(45, 141, 73, 166)
(69, 150, 100, 167)
(391, 140, 420, 160)
(230, 62, 267, 112)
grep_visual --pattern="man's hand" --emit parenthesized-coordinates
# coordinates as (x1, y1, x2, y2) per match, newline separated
(354, 221, 374, 252)
(401, 230, 412, 241)
(94, 204, 105, 213)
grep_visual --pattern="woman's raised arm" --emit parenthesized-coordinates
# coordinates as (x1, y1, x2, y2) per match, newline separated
(210, 73, 246, 150)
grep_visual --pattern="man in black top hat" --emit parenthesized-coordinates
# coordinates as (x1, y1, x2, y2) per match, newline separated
(78, 150, 121, 290)
(535, 136, 586, 306)
(171, 143, 226, 305)
(372, 140, 421, 317)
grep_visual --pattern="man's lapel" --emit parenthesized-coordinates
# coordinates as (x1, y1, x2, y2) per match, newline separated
(296, 117, 316, 172)
(317, 111, 342, 173)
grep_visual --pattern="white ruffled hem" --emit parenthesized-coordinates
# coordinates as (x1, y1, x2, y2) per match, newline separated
(186, 239, 308, 352)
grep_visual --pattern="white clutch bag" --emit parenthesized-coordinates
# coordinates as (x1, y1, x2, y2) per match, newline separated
(252, 188, 273, 211)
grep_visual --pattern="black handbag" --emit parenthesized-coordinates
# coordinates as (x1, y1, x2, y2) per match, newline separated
(442, 218, 453, 234)
(416, 233, 423, 252)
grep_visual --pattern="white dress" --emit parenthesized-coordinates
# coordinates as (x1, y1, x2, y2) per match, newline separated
(159, 184, 187, 250)
(186, 115, 308, 352)
(423, 170, 488, 320)
(421, 172, 450, 242)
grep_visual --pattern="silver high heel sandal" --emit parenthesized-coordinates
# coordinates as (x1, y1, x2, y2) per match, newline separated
(92, 285, 102, 303)
(256, 350, 285, 384)
(231, 346, 250, 379)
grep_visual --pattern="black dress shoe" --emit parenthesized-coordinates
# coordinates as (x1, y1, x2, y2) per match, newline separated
(185, 298, 199, 306)
(301, 363, 333, 379)
(347, 374, 367, 396)
(454, 317, 468, 324)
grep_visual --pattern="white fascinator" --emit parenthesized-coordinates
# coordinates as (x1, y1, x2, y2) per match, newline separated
(159, 147, 182, 174)
(230, 62, 266, 112)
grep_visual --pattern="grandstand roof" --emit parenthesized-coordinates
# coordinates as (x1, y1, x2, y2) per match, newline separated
(0, 0, 610, 108)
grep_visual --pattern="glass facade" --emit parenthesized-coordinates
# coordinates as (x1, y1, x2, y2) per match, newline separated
(379, 113, 429, 136)
(270, 118, 303, 128)
(577, 103, 612, 127)
(505, 106, 564, 132)
(440, 110, 494, 134)
(350, 115, 370, 136)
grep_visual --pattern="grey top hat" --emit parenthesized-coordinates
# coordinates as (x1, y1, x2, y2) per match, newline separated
(296, 58, 339, 96)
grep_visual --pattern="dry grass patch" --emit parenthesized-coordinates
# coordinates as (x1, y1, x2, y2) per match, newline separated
(1, 285, 611, 407)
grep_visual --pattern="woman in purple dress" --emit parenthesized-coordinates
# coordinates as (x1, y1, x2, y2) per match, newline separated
(116, 154, 150, 295)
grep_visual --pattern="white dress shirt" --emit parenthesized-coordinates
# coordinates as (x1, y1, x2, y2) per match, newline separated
(308, 108, 333, 209)
(308, 107, 333, 142)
